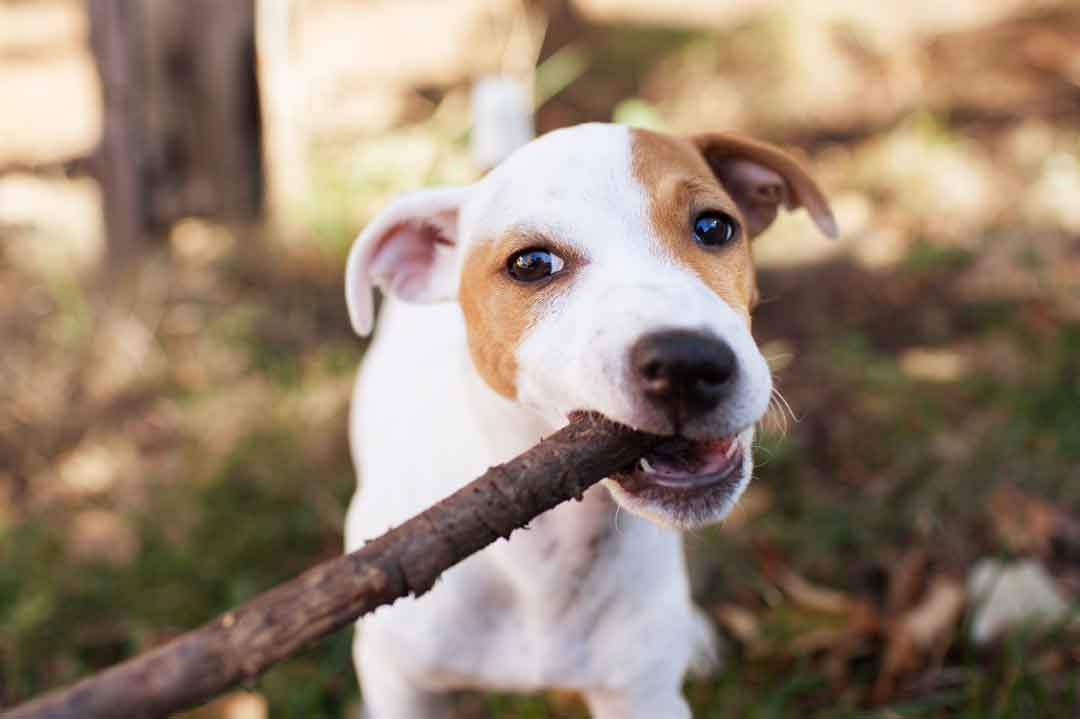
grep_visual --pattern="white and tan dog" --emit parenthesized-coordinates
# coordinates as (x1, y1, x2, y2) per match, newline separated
(344, 123, 835, 718)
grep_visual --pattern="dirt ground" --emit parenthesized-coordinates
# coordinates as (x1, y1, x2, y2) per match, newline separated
(1, 1, 1079, 717)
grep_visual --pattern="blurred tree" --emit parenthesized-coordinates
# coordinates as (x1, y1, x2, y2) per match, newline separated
(88, 0, 262, 261)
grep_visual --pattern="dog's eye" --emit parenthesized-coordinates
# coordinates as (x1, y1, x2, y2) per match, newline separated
(693, 211, 740, 248)
(507, 248, 565, 283)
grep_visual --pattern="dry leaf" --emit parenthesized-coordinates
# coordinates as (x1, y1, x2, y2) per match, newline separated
(777, 570, 862, 615)
(754, 541, 861, 614)
(988, 485, 1075, 558)
(715, 603, 760, 647)
(874, 575, 966, 703)
(886, 548, 929, 615)
(903, 576, 966, 650)
(747, 542, 881, 668)
(899, 347, 969, 382)
(208, 691, 267, 719)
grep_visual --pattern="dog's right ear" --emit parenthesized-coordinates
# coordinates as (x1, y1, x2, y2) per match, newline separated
(691, 133, 837, 240)
(345, 186, 472, 336)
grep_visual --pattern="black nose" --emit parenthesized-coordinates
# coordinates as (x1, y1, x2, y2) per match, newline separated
(631, 330, 737, 424)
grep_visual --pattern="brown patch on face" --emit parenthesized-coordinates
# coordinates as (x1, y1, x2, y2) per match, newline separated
(630, 128, 757, 322)
(458, 231, 572, 399)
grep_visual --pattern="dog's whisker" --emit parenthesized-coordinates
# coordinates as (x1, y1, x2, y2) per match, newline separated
(751, 443, 769, 454)
(771, 386, 798, 423)
(752, 442, 775, 466)
(757, 385, 799, 438)
(757, 392, 789, 437)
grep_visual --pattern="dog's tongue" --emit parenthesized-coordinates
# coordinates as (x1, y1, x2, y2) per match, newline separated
(642, 436, 736, 477)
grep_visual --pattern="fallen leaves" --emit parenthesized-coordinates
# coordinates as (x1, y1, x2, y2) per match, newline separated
(203, 691, 268, 719)
(875, 574, 966, 703)
(898, 347, 971, 383)
(715, 542, 955, 702)
(988, 484, 1080, 565)
(714, 486, 1080, 707)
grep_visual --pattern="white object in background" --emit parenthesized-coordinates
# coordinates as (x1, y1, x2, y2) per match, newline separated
(968, 558, 1073, 644)
(470, 75, 534, 171)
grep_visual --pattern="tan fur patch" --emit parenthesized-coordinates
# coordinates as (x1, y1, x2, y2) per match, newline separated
(630, 128, 757, 322)
(459, 233, 573, 399)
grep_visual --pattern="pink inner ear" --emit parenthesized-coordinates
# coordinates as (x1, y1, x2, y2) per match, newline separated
(718, 160, 789, 205)
(368, 220, 447, 301)
(712, 159, 789, 237)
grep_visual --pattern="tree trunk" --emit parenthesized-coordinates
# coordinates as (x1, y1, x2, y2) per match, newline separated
(88, 0, 262, 261)
(87, 0, 146, 262)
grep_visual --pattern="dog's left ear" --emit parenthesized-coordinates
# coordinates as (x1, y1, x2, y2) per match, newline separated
(691, 133, 837, 240)
(345, 186, 472, 336)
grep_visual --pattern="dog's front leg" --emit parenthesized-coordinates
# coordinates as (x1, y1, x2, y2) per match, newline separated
(357, 666, 450, 719)
(584, 685, 692, 719)
(356, 637, 451, 719)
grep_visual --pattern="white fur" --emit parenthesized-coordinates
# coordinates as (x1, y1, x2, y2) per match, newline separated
(344, 124, 784, 718)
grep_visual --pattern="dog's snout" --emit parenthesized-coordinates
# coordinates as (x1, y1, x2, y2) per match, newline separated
(631, 330, 737, 423)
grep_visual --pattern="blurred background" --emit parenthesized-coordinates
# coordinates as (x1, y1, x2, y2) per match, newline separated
(1, 0, 1079, 716)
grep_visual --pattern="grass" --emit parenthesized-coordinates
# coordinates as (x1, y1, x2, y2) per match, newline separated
(4, 163, 1080, 719)
(4, 235, 1077, 718)
(0, 418, 359, 713)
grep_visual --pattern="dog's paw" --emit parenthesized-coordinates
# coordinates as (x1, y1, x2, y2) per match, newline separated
(687, 606, 724, 678)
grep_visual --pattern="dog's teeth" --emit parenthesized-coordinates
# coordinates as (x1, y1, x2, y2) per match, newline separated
(724, 441, 739, 459)
(639, 457, 657, 474)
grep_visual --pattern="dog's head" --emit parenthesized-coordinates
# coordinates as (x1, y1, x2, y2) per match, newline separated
(346, 123, 835, 528)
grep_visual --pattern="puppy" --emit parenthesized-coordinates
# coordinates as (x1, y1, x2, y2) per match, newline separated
(344, 123, 835, 718)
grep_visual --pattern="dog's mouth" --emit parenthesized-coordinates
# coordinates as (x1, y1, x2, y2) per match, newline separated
(613, 434, 744, 496)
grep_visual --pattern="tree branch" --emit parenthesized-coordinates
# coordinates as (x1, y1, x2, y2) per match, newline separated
(5, 413, 659, 719)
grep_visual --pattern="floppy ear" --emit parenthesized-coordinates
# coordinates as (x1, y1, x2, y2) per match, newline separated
(691, 133, 837, 240)
(345, 186, 472, 336)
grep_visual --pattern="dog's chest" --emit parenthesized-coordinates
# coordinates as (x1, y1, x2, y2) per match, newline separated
(390, 492, 681, 689)
(500, 493, 626, 614)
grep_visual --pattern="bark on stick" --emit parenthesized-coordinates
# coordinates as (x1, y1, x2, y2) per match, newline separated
(5, 413, 658, 719)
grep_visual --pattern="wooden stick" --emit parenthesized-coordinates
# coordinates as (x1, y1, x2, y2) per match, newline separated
(5, 413, 659, 719)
